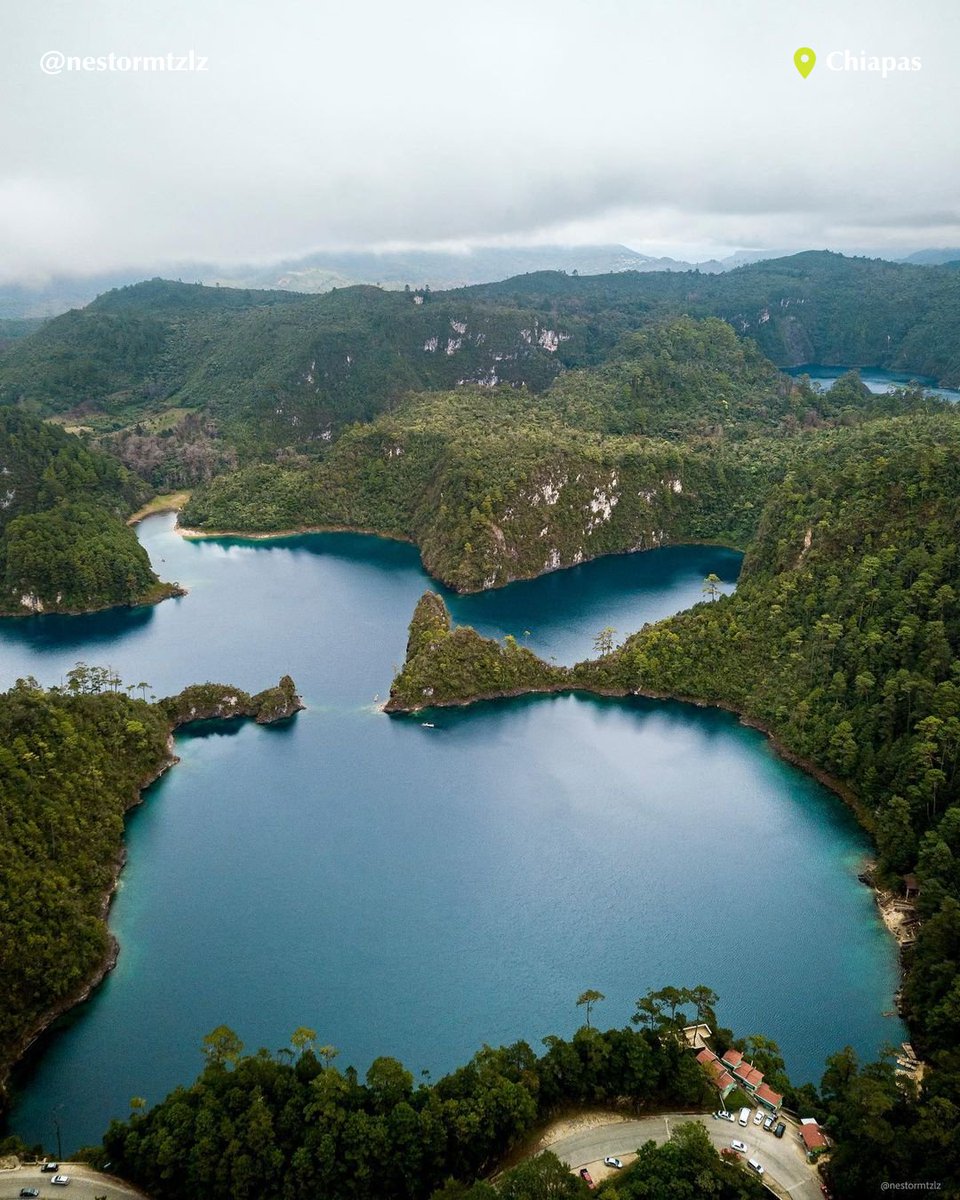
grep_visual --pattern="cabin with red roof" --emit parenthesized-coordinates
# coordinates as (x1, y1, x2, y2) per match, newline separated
(799, 1119, 829, 1156)
(755, 1081, 784, 1112)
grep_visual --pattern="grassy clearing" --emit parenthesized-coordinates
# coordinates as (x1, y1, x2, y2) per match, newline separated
(127, 491, 191, 524)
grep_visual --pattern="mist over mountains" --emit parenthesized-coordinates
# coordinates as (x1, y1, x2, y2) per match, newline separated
(4, 243, 958, 324)
(0, 244, 760, 320)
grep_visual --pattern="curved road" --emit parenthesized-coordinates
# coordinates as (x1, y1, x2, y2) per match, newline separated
(544, 1112, 822, 1200)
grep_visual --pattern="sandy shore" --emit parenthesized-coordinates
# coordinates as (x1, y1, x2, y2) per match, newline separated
(176, 521, 415, 544)
(126, 492, 191, 525)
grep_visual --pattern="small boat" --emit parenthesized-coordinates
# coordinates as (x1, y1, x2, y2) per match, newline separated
(421, 722, 435, 728)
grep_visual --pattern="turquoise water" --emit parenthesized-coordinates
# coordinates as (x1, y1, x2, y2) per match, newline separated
(1, 517, 903, 1152)
(785, 363, 960, 401)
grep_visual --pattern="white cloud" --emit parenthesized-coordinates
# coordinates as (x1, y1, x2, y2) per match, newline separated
(0, 0, 958, 280)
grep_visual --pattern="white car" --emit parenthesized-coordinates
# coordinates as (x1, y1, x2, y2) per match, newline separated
(731, 1140, 747, 1153)
(603, 1157, 623, 1169)
(753, 1110, 763, 1126)
(51, 1177, 71, 1186)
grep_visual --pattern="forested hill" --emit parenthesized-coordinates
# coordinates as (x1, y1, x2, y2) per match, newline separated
(0, 411, 177, 615)
(459, 251, 960, 384)
(181, 320, 949, 592)
(386, 413, 960, 1195)
(0, 671, 302, 1106)
(0, 278, 593, 455)
(1, 253, 958, 468)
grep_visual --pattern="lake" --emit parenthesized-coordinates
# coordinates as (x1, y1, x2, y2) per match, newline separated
(1, 517, 903, 1152)
(785, 362, 960, 402)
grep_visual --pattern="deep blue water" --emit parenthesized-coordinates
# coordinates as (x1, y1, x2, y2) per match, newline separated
(1, 517, 903, 1152)
(785, 363, 960, 401)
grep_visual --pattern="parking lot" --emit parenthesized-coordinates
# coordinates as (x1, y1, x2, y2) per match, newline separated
(541, 1109, 823, 1200)
(0, 1164, 148, 1200)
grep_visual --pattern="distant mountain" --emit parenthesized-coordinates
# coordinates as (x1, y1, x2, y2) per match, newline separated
(0, 245, 788, 320)
(221, 243, 721, 293)
(900, 248, 960, 266)
(0, 272, 145, 321)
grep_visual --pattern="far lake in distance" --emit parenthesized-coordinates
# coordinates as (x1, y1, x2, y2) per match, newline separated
(785, 362, 960, 401)
(0, 515, 904, 1151)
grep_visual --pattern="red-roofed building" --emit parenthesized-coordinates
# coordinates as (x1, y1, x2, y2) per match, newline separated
(733, 1061, 764, 1090)
(693, 1046, 736, 1100)
(755, 1082, 784, 1113)
(799, 1120, 829, 1156)
(721, 1049, 744, 1071)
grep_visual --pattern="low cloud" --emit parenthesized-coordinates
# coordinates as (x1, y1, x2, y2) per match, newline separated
(1, 0, 957, 281)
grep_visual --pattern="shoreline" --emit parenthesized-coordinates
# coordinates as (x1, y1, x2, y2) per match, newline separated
(174, 519, 744, 596)
(1, 685, 303, 1121)
(126, 492, 192, 526)
(176, 521, 417, 545)
(0, 581, 186, 621)
(387, 679, 901, 1007)
(386, 681, 865, 820)
(0, 743, 180, 1110)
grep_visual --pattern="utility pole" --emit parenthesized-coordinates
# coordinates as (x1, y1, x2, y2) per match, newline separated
(52, 1105, 63, 1161)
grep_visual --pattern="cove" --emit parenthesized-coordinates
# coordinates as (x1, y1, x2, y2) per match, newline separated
(1, 516, 903, 1152)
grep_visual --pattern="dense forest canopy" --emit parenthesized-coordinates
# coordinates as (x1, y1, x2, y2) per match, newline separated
(0, 676, 172, 1085)
(0, 671, 301, 1107)
(181, 319, 951, 592)
(94, 986, 791, 1200)
(0, 410, 175, 614)
(1, 253, 958, 466)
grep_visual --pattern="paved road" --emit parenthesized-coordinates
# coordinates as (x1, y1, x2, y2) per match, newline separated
(545, 1112, 822, 1200)
(0, 1164, 147, 1200)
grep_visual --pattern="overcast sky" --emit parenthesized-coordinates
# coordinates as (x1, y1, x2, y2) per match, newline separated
(1, 0, 959, 282)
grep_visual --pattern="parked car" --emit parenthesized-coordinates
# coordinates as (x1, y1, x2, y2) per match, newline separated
(41, 1163, 59, 1172)
(774, 1122, 787, 1138)
(753, 1109, 763, 1126)
(20, 1190, 40, 1198)
(731, 1140, 747, 1153)
(763, 1115, 775, 1131)
(579, 1167, 595, 1189)
(51, 1177, 70, 1186)
(603, 1157, 623, 1169)
(747, 1158, 765, 1175)
(714, 1109, 734, 1121)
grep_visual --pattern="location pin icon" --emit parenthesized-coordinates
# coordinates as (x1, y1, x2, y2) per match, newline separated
(794, 47, 816, 78)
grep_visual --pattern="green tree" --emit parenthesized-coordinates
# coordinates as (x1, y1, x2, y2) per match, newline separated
(575, 989, 605, 1029)
(702, 573, 722, 601)
(592, 628, 616, 656)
